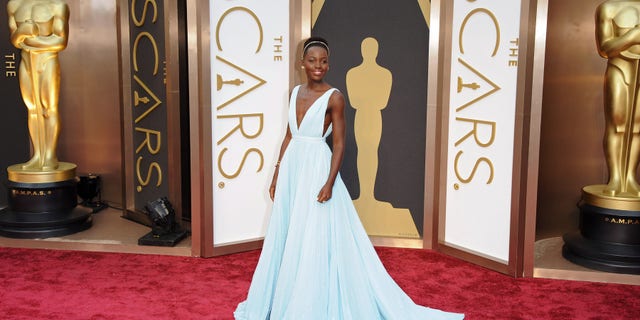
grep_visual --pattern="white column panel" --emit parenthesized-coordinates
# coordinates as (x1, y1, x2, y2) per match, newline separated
(210, 1, 290, 245)
(444, 0, 522, 262)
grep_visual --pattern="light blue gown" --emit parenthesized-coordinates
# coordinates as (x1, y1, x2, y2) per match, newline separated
(234, 85, 464, 320)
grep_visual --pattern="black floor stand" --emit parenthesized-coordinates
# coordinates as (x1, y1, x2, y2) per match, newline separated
(138, 229, 189, 247)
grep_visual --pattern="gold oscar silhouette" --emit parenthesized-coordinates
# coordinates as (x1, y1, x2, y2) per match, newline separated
(346, 37, 419, 238)
(563, 0, 640, 274)
(311, 0, 325, 28)
(0, 0, 92, 239)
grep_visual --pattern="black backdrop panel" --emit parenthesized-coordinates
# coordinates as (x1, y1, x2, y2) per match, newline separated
(313, 0, 429, 235)
(128, 0, 169, 214)
(0, 1, 30, 206)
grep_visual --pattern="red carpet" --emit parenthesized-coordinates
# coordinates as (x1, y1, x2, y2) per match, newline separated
(0, 246, 638, 319)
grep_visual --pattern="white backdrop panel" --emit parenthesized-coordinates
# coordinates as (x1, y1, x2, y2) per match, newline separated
(210, 1, 290, 245)
(444, 0, 523, 262)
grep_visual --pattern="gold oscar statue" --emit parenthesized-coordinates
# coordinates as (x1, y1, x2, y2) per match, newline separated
(563, 0, 640, 274)
(0, 0, 91, 239)
(346, 37, 419, 238)
(582, 0, 640, 208)
(6, 0, 75, 183)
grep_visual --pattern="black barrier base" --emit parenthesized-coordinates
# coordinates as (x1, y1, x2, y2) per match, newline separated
(0, 179, 92, 238)
(563, 203, 640, 274)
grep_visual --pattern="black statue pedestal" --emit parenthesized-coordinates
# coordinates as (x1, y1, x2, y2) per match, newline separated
(0, 162, 92, 239)
(563, 185, 640, 274)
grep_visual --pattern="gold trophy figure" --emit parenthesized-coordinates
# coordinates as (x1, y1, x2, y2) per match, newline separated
(7, 0, 72, 180)
(563, 1, 640, 274)
(597, 0, 640, 197)
(582, 1, 640, 206)
(346, 37, 419, 238)
(0, 0, 91, 239)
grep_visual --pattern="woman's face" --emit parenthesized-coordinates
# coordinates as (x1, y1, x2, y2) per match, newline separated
(302, 46, 329, 82)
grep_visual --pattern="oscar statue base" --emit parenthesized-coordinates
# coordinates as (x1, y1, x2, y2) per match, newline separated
(562, 185, 640, 274)
(563, 232, 640, 274)
(0, 206, 93, 239)
(0, 163, 93, 239)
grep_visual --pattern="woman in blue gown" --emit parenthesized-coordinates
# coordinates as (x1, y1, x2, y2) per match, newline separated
(234, 37, 464, 320)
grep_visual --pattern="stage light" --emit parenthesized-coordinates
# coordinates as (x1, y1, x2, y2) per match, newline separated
(139, 196, 188, 246)
(145, 196, 174, 234)
(77, 174, 108, 213)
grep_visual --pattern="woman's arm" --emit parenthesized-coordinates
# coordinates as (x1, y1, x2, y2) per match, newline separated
(269, 125, 292, 200)
(317, 91, 346, 203)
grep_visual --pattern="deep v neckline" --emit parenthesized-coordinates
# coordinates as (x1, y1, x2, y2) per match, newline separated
(295, 87, 333, 131)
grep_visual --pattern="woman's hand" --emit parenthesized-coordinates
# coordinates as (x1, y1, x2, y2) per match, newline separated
(317, 183, 333, 203)
(269, 183, 276, 201)
(269, 167, 279, 201)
